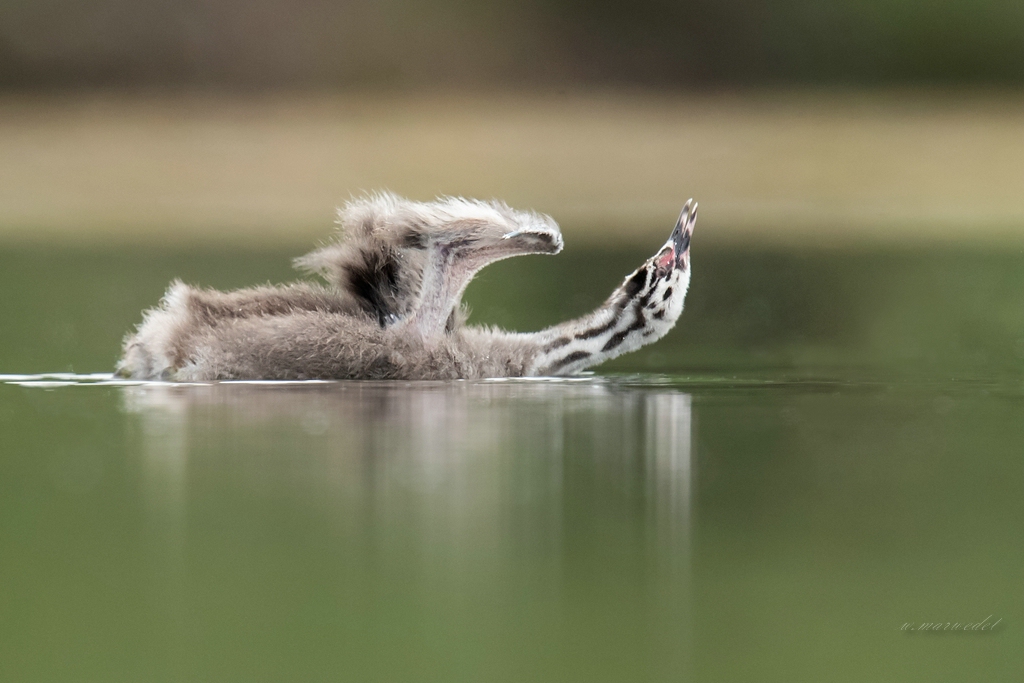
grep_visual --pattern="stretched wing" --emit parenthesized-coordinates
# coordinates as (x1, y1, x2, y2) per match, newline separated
(294, 192, 562, 333)
(293, 192, 426, 326)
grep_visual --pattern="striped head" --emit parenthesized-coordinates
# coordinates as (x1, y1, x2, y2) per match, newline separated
(611, 199, 697, 349)
(531, 200, 696, 375)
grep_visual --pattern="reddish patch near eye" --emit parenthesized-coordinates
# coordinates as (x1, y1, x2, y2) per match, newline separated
(656, 248, 675, 270)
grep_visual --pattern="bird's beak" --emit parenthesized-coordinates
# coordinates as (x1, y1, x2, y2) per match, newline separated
(668, 199, 696, 269)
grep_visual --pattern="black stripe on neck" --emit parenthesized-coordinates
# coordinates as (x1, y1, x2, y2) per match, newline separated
(601, 309, 647, 352)
(547, 350, 592, 373)
(575, 313, 620, 340)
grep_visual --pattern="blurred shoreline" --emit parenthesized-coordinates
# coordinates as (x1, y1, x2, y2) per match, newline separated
(2, 89, 1024, 247)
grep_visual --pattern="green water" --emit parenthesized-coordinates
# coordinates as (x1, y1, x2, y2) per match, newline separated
(1, 245, 1022, 681)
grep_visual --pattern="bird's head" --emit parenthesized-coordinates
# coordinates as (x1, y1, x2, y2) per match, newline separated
(622, 199, 696, 333)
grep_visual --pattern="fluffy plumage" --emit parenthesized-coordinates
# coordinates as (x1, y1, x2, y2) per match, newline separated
(293, 192, 560, 328)
(117, 192, 696, 380)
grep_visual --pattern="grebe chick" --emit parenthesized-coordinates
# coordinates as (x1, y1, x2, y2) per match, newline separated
(117, 193, 696, 380)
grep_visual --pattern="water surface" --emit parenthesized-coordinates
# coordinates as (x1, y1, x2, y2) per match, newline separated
(0, 245, 1021, 681)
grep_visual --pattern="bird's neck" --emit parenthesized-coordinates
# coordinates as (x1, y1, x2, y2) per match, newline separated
(521, 268, 687, 375)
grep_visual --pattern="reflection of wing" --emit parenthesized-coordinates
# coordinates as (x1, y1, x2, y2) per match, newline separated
(294, 192, 561, 330)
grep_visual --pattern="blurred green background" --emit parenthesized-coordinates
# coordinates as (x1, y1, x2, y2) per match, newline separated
(0, 0, 1023, 246)
(3, 0, 1024, 88)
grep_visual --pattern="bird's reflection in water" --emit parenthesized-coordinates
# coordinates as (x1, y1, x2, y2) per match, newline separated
(122, 379, 693, 676)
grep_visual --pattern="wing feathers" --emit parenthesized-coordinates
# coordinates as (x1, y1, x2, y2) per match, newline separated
(294, 192, 560, 328)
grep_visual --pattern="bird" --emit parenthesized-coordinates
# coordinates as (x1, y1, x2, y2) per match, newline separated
(116, 192, 696, 381)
